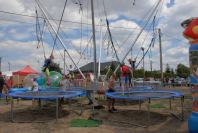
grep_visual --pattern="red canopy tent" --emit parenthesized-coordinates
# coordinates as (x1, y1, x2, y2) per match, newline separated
(13, 65, 39, 76)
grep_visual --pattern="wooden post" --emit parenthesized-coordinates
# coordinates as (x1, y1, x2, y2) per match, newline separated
(158, 28, 163, 83)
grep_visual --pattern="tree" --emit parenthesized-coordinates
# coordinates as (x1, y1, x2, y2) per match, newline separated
(171, 68, 176, 78)
(134, 69, 144, 78)
(176, 64, 190, 78)
(164, 64, 172, 78)
(145, 71, 153, 77)
(165, 64, 171, 72)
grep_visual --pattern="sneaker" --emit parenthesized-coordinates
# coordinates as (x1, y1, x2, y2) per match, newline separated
(112, 108, 117, 112)
(88, 101, 93, 105)
(108, 109, 113, 113)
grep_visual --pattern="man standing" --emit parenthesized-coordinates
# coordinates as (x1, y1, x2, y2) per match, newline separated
(0, 72, 5, 97)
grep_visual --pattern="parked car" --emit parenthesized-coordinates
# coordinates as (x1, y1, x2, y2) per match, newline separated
(174, 77, 187, 86)
(134, 78, 144, 83)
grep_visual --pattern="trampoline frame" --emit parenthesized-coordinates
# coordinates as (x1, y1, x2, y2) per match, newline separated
(8, 90, 84, 123)
(105, 90, 184, 127)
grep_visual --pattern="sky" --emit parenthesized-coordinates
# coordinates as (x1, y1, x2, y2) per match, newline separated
(0, 0, 195, 73)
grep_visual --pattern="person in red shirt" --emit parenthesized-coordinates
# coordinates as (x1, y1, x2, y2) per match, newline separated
(121, 64, 129, 91)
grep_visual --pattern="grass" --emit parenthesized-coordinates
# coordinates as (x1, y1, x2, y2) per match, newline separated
(69, 119, 102, 127)
(150, 103, 166, 109)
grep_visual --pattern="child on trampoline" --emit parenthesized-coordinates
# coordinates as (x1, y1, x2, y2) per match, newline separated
(107, 73, 117, 113)
(42, 54, 54, 85)
(32, 78, 39, 92)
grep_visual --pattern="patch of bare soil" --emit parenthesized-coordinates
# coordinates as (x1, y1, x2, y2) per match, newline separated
(0, 87, 191, 133)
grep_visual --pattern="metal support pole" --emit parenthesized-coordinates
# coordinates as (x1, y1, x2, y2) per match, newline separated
(38, 98, 41, 109)
(181, 96, 184, 120)
(8, 62, 11, 71)
(91, 0, 97, 80)
(98, 19, 103, 77)
(169, 98, 172, 110)
(11, 98, 14, 122)
(0, 57, 2, 72)
(91, 0, 97, 118)
(158, 28, 163, 84)
(56, 98, 59, 121)
(64, 50, 66, 75)
(141, 47, 145, 86)
(143, 49, 145, 80)
(150, 60, 152, 72)
(147, 98, 151, 126)
(139, 99, 142, 111)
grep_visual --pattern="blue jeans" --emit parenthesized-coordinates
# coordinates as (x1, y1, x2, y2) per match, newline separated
(86, 90, 93, 103)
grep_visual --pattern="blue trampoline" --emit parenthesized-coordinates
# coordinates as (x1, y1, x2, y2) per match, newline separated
(105, 90, 184, 126)
(8, 90, 84, 122)
(9, 88, 30, 93)
(106, 90, 183, 100)
(114, 86, 153, 91)
(8, 90, 84, 100)
(9, 86, 86, 97)
(132, 86, 153, 90)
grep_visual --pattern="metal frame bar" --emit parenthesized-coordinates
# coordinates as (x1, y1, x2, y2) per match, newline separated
(56, 98, 59, 121)
(146, 96, 184, 127)
(170, 96, 184, 121)
(10, 98, 60, 123)
(169, 98, 172, 110)
(138, 99, 142, 111)
(66, 98, 83, 116)
(147, 98, 151, 127)
(103, 96, 184, 127)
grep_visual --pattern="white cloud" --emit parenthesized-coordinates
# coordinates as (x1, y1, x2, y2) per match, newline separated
(0, 0, 196, 73)
(0, 0, 24, 13)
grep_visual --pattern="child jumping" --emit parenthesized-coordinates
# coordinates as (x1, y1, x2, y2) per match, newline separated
(107, 73, 117, 113)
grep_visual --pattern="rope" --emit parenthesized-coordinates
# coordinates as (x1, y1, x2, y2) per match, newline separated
(113, 0, 163, 75)
(73, 0, 84, 54)
(44, 15, 69, 71)
(51, 0, 68, 56)
(75, 35, 93, 68)
(102, 0, 120, 63)
(135, 37, 155, 68)
(132, 0, 136, 6)
(37, 0, 87, 61)
(134, 0, 163, 68)
(39, 20, 47, 59)
(0, 10, 164, 30)
(134, 15, 156, 62)
(118, 0, 159, 51)
(36, 9, 47, 59)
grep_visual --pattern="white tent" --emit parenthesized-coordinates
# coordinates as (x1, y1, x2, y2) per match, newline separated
(2, 71, 13, 77)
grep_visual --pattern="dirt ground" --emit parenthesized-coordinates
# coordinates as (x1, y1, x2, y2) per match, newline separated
(0, 86, 192, 133)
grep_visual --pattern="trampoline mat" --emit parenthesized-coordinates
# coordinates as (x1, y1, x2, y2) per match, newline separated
(106, 91, 183, 100)
(8, 91, 83, 99)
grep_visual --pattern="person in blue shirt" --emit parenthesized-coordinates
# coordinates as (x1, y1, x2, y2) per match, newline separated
(42, 54, 54, 85)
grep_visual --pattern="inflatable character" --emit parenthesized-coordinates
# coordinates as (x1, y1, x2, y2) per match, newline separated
(182, 17, 198, 133)
(181, 17, 198, 44)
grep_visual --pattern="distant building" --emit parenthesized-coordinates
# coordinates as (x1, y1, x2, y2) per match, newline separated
(73, 61, 120, 74)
